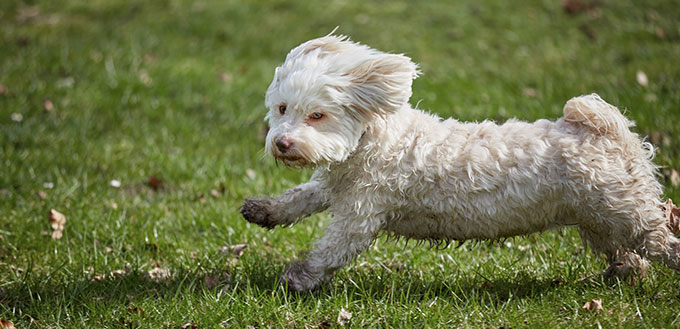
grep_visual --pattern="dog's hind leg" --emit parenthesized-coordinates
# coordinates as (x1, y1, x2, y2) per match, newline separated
(578, 226, 650, 279)
(241, 178, 329, 229)
(638, 223, 680, 271)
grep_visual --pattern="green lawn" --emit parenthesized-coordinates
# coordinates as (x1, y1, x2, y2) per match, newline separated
(1, 0, 679, 327)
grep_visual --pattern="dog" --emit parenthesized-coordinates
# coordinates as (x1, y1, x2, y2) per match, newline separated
(241, 34, 680, 292)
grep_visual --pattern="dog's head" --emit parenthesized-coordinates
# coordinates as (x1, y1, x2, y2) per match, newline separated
(264, 34, 419, 167)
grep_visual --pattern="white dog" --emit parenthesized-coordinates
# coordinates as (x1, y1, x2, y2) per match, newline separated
(241, 34, 680, 291)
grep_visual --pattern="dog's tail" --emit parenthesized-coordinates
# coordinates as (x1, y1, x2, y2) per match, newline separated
(563, 94, 631, 139)
(563, 94, 649, 155)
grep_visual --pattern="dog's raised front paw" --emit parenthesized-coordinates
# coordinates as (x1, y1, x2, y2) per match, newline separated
(241, 198, 277, 229)
(281, 261, 322, 292)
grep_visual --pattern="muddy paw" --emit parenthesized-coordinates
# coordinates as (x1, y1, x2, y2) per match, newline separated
(241, 198, 277, 229)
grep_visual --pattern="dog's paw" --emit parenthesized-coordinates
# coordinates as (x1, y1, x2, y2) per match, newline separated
(241, 198, 277, 229)
(281, 261, 322, 292)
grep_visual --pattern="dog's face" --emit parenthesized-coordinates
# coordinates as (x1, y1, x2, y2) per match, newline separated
(264, 35, 419, 167)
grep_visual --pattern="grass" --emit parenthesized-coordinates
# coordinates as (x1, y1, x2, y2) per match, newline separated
(1, 0, 679, 327)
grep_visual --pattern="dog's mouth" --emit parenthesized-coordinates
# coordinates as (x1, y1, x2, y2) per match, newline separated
(274, 154, 309, 167)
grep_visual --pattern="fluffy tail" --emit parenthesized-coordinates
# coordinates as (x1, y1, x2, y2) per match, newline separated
(563, 94, 631, 138)
(563, 94, 651, 155)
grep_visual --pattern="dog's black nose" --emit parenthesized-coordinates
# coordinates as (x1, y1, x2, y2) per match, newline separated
(276, 136, 293, 153)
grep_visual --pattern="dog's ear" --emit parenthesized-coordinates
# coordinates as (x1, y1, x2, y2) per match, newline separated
(342, 53, 419, 118)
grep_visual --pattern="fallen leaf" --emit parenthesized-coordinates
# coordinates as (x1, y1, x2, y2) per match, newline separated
(145, 267, 171, 283)
(9, 265, 24, 274)
(43, 99, 54, 111)
(562, 0, 599, 15)
(205, 274, 220, 290)
(210, 189, 220, 198)
(656, 27, 665, 40)
(148, 176, 163, 190)
(662, 199, 680, 235)
(138, 70, 152, 86)
(48, 209, 66, 240)
(582, 298, 603, 312)
(231, 244, 248, 259)
(636, 70, 649, 87)
(37, 190, 47, 200)
(10, 113, 22, 122)
(337, 308, 352, 326)
(180, 322, 197, 329)
(218, 72, 233, 83)
(0, 84, 7, 95)
(107, 200, 118, 209)
(562, 0, 585, 14)
(0, 319, 17, 329)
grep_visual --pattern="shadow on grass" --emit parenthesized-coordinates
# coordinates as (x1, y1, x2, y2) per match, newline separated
(1, 255, 607, 314)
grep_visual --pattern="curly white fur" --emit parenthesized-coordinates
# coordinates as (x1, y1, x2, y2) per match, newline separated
(241, 35, 680, 291)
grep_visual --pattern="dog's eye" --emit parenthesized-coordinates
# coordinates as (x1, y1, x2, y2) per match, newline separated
(278, 104, 287, 115)
(310, 112, 324, 120)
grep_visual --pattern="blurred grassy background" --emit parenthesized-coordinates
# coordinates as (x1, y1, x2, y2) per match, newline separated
(1, 0, 679, 327)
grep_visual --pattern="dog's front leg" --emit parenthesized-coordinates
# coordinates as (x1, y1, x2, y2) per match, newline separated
(282, 215, 382, 291)
(241, 179, 329, 229)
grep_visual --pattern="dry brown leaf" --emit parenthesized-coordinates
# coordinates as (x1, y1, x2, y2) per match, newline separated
(562, 0, 600, 15)
(0, 319, 17, 329)
(180, 322, 197, 329)
(656, 27, 666, 40)
(37, 190, 47, 200)
(562, 0, 586, 14)
(0, 84, 7, 95)
(43, 99, 54, 111)
(231, 244, 248, 259)
(210, 189, 220, 198)
(205, 274, 220, 290)
(145, 267, 171, 282)
(218, 72, 233, 83)
(662, 199, 680, 235)
(48, 208, 66, 240)
(9, 265, 23, 274)
(138, 70, 152, 86)
(337, 308, 352, 326)
(148, 176, 163, 190)
(582, 298, 603, 312)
